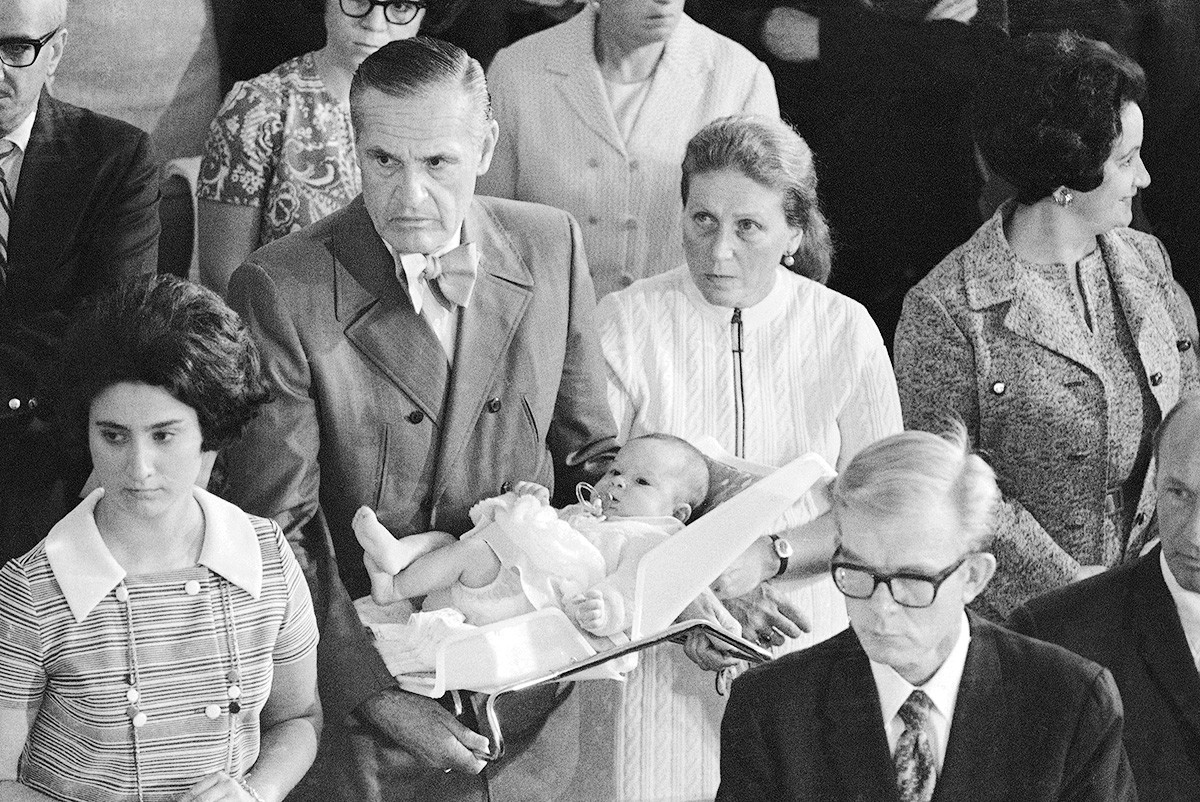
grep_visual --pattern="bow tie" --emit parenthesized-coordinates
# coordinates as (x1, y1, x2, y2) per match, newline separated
(396, 242, 479, 315)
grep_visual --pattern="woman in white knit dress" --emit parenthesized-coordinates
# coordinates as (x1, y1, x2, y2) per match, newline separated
(589, 116, 902, 801)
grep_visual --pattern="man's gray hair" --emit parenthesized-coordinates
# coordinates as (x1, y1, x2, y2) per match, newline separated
(349, 36, 490, 135)
(832, 423, 1001, 551)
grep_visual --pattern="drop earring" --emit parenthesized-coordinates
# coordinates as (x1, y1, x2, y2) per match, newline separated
(781, 253, 796, 268)
(1053, 188, 1074, 208)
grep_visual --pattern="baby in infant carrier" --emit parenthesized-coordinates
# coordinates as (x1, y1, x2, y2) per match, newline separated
(354, 434, 710, 643)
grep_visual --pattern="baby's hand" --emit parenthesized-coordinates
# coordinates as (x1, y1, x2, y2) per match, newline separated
(566, 588, 625, 637)
(512, 481, 551, 505)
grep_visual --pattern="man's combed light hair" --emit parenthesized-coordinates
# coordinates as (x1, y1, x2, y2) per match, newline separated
(350, 36, 491, 136)
(832, 423, 1001, 551)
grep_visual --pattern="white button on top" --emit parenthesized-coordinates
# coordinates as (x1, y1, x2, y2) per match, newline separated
(7, 398, 19, 410)
(205, 704, 221, 720)
(227, 684, 241, 700)
(126, 688, 140, 704)
(115, 586, 129, 603)
(132, 712, 148, 728)
(184, 580, 201, 596)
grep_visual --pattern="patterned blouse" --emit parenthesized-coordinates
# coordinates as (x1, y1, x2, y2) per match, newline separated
(0, 488, 319, 802)
(197, 51, 360, 248)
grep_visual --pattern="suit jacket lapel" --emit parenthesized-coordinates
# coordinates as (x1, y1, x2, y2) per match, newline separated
(935, 615, 1004, 800)
(1103, 232, 1181, 415)
(821, 633, 901, 802)
(333, 197, 449, 424)
(1133, 550, 1200, 749)
(545, 7, 626, 158)
(432, 200, 533, 501)
(9, 92, 86, 274)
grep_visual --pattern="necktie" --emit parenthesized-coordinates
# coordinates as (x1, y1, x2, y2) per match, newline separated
(396, 242, 479, 315)
(0, 140, 17, 273)
(894, 689, 937, 802)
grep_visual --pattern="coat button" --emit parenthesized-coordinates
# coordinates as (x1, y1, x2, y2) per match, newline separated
(587, 215, 599, 225)
(7, 398, 18, 410)
(629, 159, 639, 171)
(407, 410, 424, 424)
(115, 585, 129, 603)
(991, 381, 1006, 396)
(623, 218, 638, 231)
(205, 704, 221, 720)
(1179, 339, 1194, 352)
(587, 157, 600, 168)
(500, 482, 512, 494)
(1150, 372, 1164, 386)
(486, 397, 502, 413)
(184, 580, 201, 596)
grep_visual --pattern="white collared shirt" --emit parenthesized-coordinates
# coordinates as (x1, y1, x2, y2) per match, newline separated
(386, 228, 464, 364)
(869, 612, 972, 775)
(1, 106, 37, 196)
(1160, 550, 1200, 674)
(45, 486, 264, 622)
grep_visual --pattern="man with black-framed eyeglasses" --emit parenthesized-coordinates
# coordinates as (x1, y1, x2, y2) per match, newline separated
(0, 0, 158, 565)
(718, 426, 1136, 802)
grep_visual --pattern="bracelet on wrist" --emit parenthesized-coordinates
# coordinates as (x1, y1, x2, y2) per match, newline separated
(236, 777, 266, 802)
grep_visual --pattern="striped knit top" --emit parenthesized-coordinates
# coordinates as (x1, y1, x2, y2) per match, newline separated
(0, 487, 318, 802)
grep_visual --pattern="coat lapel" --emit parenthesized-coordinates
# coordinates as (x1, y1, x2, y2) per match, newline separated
(821, 633, 901, 802)
(1132, 550, 1200, 749)
(431, 200, 533, 502)
(545, 7, 626, 158)
(1104, 232, 1182, 414)
(964, 208, 1101, 376)
(625, 14, 707, 151)
(935, 616, 1004, 800)
(333, 197, 449, 424)
(8, 92, 86, 274)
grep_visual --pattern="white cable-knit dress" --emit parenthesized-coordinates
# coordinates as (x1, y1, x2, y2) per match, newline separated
(584, 265, 903, 802)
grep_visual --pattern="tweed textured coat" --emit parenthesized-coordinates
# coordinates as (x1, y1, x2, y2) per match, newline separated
(478, 6, 778, 298)
(894, 205, 1200, 619)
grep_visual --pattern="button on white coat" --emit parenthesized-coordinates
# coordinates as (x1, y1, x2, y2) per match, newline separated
(205, 704, 221, 720)
(132, 712, 148, 728)
(115, 586, 129, 603)
(184, 580, 200, 596)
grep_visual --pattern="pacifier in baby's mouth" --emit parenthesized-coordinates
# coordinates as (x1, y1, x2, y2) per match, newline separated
(575, 482, 606, 517)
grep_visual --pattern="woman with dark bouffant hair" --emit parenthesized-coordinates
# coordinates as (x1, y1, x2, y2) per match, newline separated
(0, 276, 321, 802)
(895, 31, 1200, 620)
(594, 114, 902, 800)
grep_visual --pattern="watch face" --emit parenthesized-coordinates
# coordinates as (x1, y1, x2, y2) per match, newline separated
(773, 536, 793, 559)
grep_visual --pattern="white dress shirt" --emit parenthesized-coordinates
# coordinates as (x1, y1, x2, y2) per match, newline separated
(1, 107, 38, 195)
(1161, 549, 1200, 674)
(386, 228, 464, 364)
(869, 612, 973, 776)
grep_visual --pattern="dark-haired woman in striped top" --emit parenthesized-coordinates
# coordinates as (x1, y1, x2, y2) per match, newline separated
(0, 276, 320, 802)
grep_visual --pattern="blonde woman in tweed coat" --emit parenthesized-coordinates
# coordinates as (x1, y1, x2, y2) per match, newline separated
(589, 116, 901, 802)
(895, 32, 1200, 621)
(477, 0, 778, 299)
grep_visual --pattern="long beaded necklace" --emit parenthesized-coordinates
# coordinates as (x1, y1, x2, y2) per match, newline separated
(117, 573, 245, 802)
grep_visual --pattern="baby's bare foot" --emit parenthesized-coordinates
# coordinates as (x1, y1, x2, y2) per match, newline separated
(353, 506, 420, 574)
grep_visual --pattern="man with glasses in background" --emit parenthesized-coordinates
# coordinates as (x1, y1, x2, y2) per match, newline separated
(717, 426, 1136, 801)
(0, 0, 158, 565)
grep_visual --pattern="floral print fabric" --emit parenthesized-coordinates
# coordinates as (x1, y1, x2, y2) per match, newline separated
(198, 52, 360, 247)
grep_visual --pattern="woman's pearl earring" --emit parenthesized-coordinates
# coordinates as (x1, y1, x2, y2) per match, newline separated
(781, 253, 796, 268)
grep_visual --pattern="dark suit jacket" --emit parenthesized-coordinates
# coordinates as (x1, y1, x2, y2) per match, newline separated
(0, 91, 159, 562)
(224, 194, 618, 801)
(1010, 547, 1200, 801)
(718, 614, 1136, 801)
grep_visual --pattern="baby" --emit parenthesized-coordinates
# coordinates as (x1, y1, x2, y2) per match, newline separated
(354, 434, 710, 639)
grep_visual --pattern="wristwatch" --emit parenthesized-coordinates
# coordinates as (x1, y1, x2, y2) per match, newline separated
(768, 535, 793, 578)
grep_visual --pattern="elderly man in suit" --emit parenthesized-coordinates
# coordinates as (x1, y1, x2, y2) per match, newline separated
(1010, 394, 1200, 800)
(718, 426, 1136, 802)
(0, 0, 159, 565)
(224, 36, 619, 802)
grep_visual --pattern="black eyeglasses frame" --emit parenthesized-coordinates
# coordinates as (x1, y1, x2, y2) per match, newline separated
(338, 0, 428, 26)
(829, 550, 977, 609)
(0, 27, 60, 69)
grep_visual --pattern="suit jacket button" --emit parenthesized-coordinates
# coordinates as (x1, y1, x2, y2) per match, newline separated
(7, 398, 18, 410)
(500, 482, 512, 494)
(407, 410, 424, 424)
(486, 397, 502, 413)
(991, 381, 1006, 395)
(1150, 372, 1164, 386)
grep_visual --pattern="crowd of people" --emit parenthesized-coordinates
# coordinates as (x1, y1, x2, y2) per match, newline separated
(1, 0, 1199, 801)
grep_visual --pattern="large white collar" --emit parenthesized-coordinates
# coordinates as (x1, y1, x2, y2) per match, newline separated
(45, 487, 263, 623)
